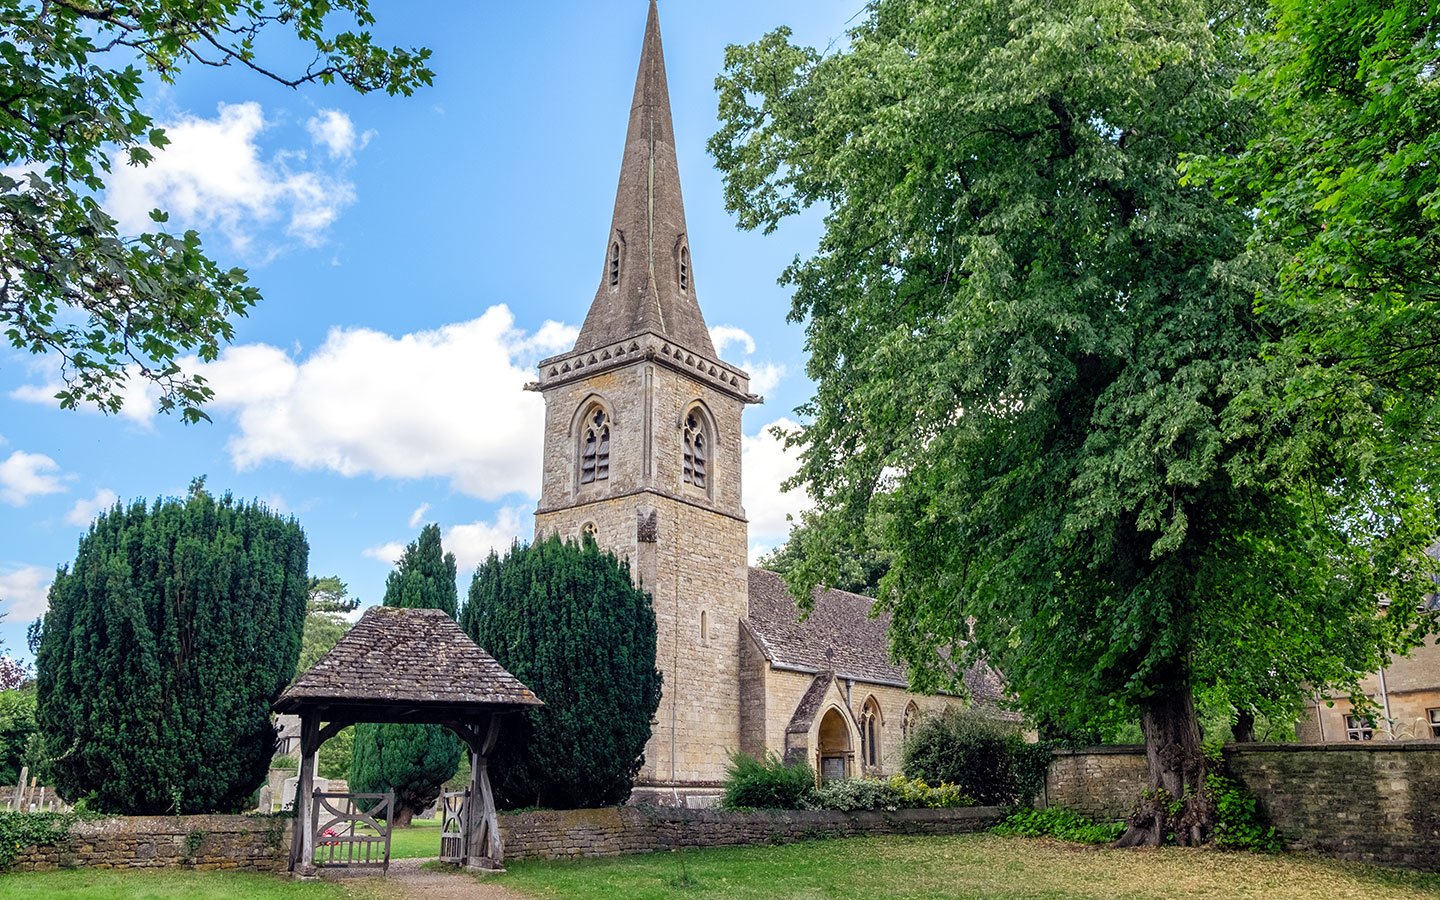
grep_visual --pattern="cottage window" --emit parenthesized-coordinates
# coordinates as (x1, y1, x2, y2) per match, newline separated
(1344, 715, 1373, 741)
(581, 409, 611, 485)
(683, 412, 706, 489)
(1429, 708, 1440, 739)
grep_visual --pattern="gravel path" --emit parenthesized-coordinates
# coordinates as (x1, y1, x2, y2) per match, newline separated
(322, 856, 530, 900)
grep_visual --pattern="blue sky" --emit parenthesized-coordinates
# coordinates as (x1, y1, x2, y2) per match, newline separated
(0, 1, 862, 660)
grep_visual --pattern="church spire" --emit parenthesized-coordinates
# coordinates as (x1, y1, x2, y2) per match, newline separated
(573, 0, 717, 359)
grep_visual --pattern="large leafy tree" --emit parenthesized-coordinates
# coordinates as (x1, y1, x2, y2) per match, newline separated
(348, 525, 463, 826)
(296, 575, 358, 675)
(35, 485, 308, 813)
(0, 0, 431, 422)
(460, 534, 661, 809)
(711, 0, 1434, 845)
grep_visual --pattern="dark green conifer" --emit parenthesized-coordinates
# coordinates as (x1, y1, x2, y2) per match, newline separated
(35, 489, 308, 813)
(460, 533, 661, 809)
(348, 524, 463, 824)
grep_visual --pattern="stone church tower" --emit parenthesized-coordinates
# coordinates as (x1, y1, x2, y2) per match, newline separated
(530, 0, 759, 802)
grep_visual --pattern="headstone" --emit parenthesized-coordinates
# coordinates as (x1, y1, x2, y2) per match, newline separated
(258, 784, 273, 813)
(12, 766, 27, 811)
(282, 776, 298, 812)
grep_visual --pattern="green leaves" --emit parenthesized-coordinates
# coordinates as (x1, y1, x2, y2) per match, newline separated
(0, 0, 431, 421)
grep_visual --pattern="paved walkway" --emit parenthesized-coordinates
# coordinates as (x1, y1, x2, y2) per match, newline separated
(326, 857, 529, 900)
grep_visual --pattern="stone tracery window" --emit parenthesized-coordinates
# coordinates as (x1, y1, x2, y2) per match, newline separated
(902, 701, 920, 743)
(683, 411, 706, 489)
(860, 697, 881, 769)
(581, 408, 611, 485)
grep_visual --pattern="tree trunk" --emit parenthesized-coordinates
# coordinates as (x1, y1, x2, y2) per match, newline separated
(1115, 686, 1214, 848)
(1231, 708, 1256, 744)
(392, 804, 415, 828)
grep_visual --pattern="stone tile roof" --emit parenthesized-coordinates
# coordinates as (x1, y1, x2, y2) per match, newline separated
(745, 567, 1008, 707)
(275, 607, 541, 714)
(785, 673, 837, 735)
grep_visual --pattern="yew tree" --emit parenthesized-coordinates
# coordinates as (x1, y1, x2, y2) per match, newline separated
(711, 0, 1435, 846)
(348, 525, 463, 825)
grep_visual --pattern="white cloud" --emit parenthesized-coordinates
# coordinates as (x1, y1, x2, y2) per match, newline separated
(0, 450, 66, 506)
(710, 325, 756, 358)
(0, 566, 52, 620)
(306, 109, 372, 161)
(363, 541, 406, 567)
(105, 101, 360, 254)
(197, 306, 577, 500)
(444, 507, 528, 573)
(708, 324, 786, 397)
(64, 488, 118, 527)
(10, 360, 161, 426)
(408, 503, 431, 529)
(742, 417, 813, 546)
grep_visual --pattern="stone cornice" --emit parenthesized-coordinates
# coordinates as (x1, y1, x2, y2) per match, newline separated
(528, 332, 761, 404)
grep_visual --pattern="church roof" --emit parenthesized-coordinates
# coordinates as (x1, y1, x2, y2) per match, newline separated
(745, 567, 1009, 707)
(572, 0, 717, 359)
(274, 607, 542, 717)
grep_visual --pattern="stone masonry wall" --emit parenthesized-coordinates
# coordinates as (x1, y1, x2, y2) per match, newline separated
(499, 805, 1002, 861)
(10, 814, 292, 872)
(1046, 743, 1440, 870)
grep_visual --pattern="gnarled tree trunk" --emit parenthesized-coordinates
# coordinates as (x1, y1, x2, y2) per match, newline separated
(1115, 686, 1214, 848)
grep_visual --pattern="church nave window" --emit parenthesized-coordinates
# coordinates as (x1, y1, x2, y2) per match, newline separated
(581, 521, 598, 543)
(860, 697, 881, 770)
(581, 409, 611, 485)
(683, 411, 706, 489)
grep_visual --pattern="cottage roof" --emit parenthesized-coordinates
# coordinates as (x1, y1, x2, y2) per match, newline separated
(274, 606, 541, 719)
(744, 567, 1010, 708)
(572, 0, 717, 359)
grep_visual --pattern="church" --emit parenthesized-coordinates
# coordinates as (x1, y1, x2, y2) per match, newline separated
(527, 2, 998, 806)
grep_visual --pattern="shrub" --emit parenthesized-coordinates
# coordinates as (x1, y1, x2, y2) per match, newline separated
(901, 709, 1048, 806)
(1205, 745, 1285, 851)
(721, 752, 815, 810)
(886, 775, 972, 809)
(36, 488, 308, 814)
(807, 777, 899, 811)
(990, 807, 1125, 844)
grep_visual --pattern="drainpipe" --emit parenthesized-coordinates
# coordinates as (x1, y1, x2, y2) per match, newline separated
(1377, 666, 1394, 738)
(1313, 693, 1326, 743)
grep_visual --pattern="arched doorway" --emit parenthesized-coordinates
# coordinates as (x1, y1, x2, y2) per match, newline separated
(816, 707, 852, 782)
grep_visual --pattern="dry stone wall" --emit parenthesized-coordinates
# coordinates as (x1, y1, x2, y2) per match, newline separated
(10, 814, 291, 872)
(1046, 743, 1440, 870)
(499, 806, 1002, 860)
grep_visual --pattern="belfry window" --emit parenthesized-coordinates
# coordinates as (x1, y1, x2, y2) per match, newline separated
(679, 246, 689, 292)
(683, 411, 706, 489)
(610, 242, 621, 286)
(581, 409, 611, 485)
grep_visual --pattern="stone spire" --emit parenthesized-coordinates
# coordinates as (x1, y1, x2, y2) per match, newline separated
(573, 0, 717, 359)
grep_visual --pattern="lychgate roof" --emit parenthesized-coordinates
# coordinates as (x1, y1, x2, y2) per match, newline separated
(274, 606, 541, 716)
(745, 567, 1010, 708)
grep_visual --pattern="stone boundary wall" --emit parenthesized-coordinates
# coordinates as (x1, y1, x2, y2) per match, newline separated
(498, 805, 1003, 860)
(11, 814, 292, 873)
(1046, 742, 1440, 870)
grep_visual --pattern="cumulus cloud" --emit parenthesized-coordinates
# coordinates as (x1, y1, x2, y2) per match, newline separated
(708, 324, 786, 398)
(444, 507, 528, 573)
(0, 450, 66, 506)
(408, 503, 431, 529)
(0, 566, 53, 619)
(64, 488, 118, 527)
(105, 101, 362, 254)
(10, 360, 161, 426)
(362, 541, 406, 568)
(306, 109, 373, 160)
(742, 417, 812, 549)
(196, 306, 576, 500)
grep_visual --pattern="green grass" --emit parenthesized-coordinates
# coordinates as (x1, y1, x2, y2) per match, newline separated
(0, 869, 346, 900)
(328, 816, 442, 862)
(498, 833, 1440, 900)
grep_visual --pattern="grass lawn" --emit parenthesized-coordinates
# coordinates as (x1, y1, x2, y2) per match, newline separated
(373, 817, 442, 860)
(0, 869, 347, 900)
(498, 833, 1440, 900)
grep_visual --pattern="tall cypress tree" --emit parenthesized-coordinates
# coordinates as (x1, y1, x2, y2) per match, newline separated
(35, 487, 308, 813)
(460, 533, 661, 809)
(348, 524, 463, 825)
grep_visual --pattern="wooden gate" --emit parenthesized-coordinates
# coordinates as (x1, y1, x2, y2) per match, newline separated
(310, 790, 394, 872)
(439, 789, 468, 863)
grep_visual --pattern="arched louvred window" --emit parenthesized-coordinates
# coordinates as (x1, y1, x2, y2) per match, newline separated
(683, 411, 706, 489)
(679, 246, 690, 292)
(610, 242, 621, 286)
(581, 408, 611, 485)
